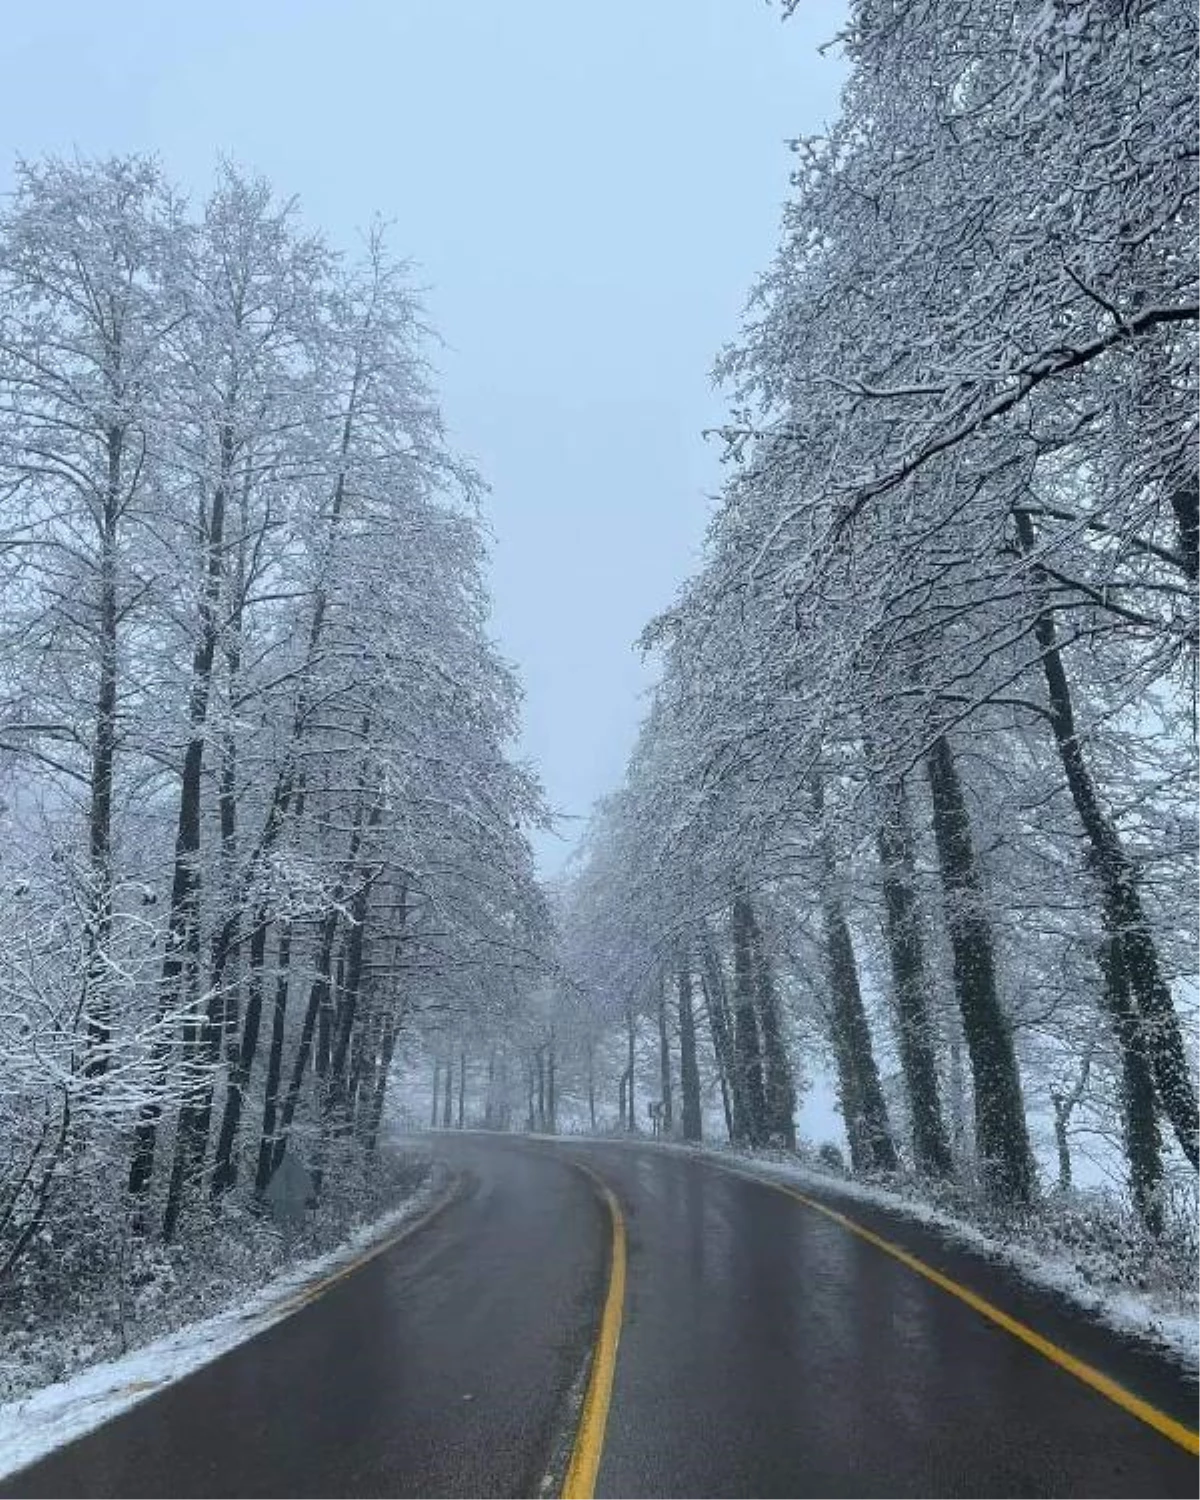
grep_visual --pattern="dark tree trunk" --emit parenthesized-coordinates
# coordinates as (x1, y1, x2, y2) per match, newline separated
(677, 963, 703, 1142)
(926, 733, 1035, 1204)
(207, 912, 271, 1199)
(169, 502, 255, 1218)
(254, 922, 295, 1194)
(264, 794, 377, 1187)
(698, 973, 735, 1142)
(587, 1041, 597, 1132)
(546, 1040, 557, 1135)
(81, 425, 123, 1080)
(442, 1057, 453, 1128)
(1051, 1096, 1073, 1192)
(1169, 478, 1198, 582)
(323, 875, 373, 1136)
(268, 907, 343, 1184)
(202, 757, 309, 1190)
(175, 710, 243, 1202)
(130, 424, 234, 1209)
(625, 1007, 637, 1133)
(746, 906, 796, 1150)
(731, 898, 769, 1147)
(485, 1048, 496, 1129)
(317, 957, 339, 1081)
(1100, 937, 1165, 1233)
(457, 1051, 466, 1130)
(948, 1024, 969, 1165)
(699, 936, 739, 1140)
(1014, 509, 1197, 1170)
(876, 780, 952, 1178)
(657, 982, 674, 1135)
(363, 1014, 399, 1155)
(431, 1059, 442, 1128)
(824, 900, 899, 1173)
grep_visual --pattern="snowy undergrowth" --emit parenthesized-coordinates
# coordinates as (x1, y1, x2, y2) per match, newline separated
(572, 1130, 1200, 1373)
(0, 1149, 447, 1479)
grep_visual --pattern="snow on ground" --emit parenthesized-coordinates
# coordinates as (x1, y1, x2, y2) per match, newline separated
(0, 1164, 457, 1484)
(560, 1132, 1200, 1375)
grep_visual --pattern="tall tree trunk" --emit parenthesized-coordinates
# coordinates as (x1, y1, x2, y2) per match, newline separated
(546, 1039, 557, 1134)
(1100, 937, 1165, 1233)
(948, 1022, 969, 1166)
(657, 981, 674, 1135)
(731, 898, 769, 1147)
(253, 921, 295, 1194)
(926, 733, 1035, 1204)
(323, 873, 374, 1137)
(1014, 508, 1198, 1169)
(587, 1041, 597, 1132)
(457, 1051, 466, 1130)
(172, 487, 255, 1215)
(431, 1058, 442, 1128)
(1051, 1097, 1073, 1193)
(262, 800, 373, 1184)
(698, 972, 735, 1141)
(363, 1014, 399, 1155)
(81, 425, 123, 1080)
(129, 424, 234, 1208)
(824, 899, 899, 1173)
(206, 913, 272, 1199)
(812, 770, 897, 1173)
(485, 1048, 496, 1129)
(203, 756, 309, 1186)
(267, 909, 343, 1184)
(876, 779, 952, 1177)
(625, 1007, 637, 1133)
(699, 933, 740, 1140)
(746, 906, 796, 1149)
(677, 962, 703, 1142)
(442, 1057, 454, 1129)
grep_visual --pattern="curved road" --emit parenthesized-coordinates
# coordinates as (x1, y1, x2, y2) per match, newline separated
(4, 1135, 1197, 1498)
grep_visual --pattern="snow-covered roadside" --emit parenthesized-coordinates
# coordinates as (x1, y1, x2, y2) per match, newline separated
(0, 1163, 458, 1484)
(557, 1132, 1200, 1374)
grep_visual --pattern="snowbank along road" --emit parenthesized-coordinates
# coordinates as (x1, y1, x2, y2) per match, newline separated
(3, 1134, 1197, 1498)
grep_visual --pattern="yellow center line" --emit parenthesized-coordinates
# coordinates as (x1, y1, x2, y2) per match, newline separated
(562, 1163, 628, 1500)
(731, 1167, 1199, 1458)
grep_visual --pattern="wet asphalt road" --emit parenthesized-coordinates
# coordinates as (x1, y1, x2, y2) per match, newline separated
(5, 1134, 1198, 1498)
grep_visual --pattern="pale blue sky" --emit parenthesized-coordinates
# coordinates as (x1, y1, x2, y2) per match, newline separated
(0, 0, 848, 872)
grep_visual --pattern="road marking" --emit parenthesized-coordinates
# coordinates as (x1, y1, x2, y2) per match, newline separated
(562, 1164, 627, 1500)
(752, 1174, 1199, 1458)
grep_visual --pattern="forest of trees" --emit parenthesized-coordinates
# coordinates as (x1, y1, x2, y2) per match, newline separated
(0, 158, 549, 1318)
(548, 0, 1198, 1237)
(1, 0, 1196, 1372)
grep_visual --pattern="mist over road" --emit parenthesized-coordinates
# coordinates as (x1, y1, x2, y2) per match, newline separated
(5, 1135, 1196, 1499)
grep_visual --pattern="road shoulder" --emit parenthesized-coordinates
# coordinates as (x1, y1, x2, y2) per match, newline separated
(0, 1165, 461, 1485)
